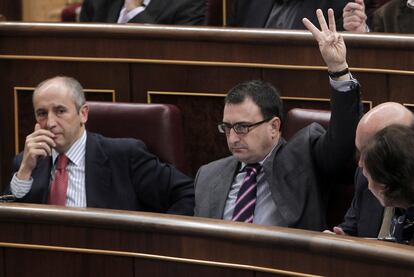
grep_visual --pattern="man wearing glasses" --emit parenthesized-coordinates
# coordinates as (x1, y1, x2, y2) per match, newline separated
(194, 9, 362, 231)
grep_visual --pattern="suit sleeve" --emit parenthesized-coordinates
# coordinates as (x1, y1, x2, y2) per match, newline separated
(129, 140, 195, 215)
(171, 0, 206, 25)
(372, 6, 385, 32)
(330, 0, 350, 31)
(3, 155, 22, 195)
(227, 0, 241, 26)
(337, 169, 364, 236)
(312, 81, 362, 180)
(79, 0, 93, 22)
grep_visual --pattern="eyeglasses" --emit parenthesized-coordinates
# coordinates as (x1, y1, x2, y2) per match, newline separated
(217, 118, 272, 135)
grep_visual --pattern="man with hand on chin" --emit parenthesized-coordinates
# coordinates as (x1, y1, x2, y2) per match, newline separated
(8, 76, 194, 215)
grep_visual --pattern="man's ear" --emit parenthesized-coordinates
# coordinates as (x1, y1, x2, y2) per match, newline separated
(270, 117, 281, 133)
(79, 104, 89, 125)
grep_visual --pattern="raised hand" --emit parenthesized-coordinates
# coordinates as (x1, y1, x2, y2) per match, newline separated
(343, 0, 367, 33)
(303, 9, 348, 73)
(17, 123, 56, 180)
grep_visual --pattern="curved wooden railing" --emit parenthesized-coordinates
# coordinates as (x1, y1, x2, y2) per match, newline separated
(0, 203, 413, 276)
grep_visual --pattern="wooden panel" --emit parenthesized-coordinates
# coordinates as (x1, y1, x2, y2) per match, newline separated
(22, 0, 66, 22)
(0, 0, 22, 21)
(0, 204, 414, 276)
(389, 74, 414, 103)
(4, 248, 134, 277)
(0, 248, 4, 277)
(134, 259, 254, 277)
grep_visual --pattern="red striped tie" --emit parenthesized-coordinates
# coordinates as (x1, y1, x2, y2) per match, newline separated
(48, 154, 69, 206)
(232, 164, 262, 223)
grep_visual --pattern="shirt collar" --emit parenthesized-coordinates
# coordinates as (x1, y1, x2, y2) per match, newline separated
(239, 143, 279, 172)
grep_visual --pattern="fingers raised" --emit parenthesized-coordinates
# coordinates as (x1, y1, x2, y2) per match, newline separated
(302, 17, 322, 41)
(328, 9, 336, 33)
(316, 9, 329, 32)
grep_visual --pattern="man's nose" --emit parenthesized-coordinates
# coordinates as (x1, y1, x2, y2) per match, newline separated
(46, 112, 57, 129)
(227, 128, 240, 143)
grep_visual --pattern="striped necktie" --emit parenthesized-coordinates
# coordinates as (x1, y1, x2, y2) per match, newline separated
(48, 154, 69, 206)
(232, 163, 262, 223)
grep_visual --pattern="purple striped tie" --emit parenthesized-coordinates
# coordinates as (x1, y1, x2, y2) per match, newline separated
(232, 163, 262, 223)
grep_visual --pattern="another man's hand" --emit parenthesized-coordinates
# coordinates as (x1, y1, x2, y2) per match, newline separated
(124, 0, 144, 12)
(323, 227, 348, 235)
(303, 9, 349, 79)
(17, 123, 55, 180)
(343, 0, 367, 33)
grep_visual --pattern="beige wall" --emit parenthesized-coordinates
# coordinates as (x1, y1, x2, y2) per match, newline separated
(22, 0, 80, 21)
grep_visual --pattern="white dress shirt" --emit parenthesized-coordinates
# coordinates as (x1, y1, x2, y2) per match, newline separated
(117, 0, 152, 23)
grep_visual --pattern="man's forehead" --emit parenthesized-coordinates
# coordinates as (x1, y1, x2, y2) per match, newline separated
(36, 80, 68, 95)
(224, 100, 260, 115)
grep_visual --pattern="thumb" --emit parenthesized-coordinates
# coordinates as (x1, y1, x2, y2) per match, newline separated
(355, 0, 365, 8)
(34, 123, 41, 131)
(333, 226, 347, 235)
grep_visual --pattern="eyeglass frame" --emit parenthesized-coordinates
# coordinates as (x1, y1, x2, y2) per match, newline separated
(217, 117, 274, 135)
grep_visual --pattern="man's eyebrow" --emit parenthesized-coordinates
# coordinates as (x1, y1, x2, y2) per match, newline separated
(222, 121, 250, 125)
(54, 105, 67, 109)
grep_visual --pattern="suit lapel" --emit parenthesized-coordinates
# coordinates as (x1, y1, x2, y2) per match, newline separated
(245, 0, 275, 27)
(397, 2, 414, 33)
(107, 0, 124, 22)
(291, 1, 319, 29)
(130, 0, 168, 24)
(264, 138, 302, 227)
(209, 158, 239, 219)
(84, 132, 112, 208)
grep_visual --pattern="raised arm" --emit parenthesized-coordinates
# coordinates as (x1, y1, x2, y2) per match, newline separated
(302, 9, 362, 178)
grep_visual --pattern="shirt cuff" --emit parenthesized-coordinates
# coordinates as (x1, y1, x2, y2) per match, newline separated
(10, 173, 33, 198)
(329, 73, 358, 92)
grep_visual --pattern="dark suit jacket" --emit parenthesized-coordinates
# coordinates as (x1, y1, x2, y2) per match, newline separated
(228, 0, 348, 30)
(195, 82, 362, 231)
(80, 0, 206, 25)
(372, 0, 414, 33)
(338, 167, 384, 237)
(9, 132, 194, 215)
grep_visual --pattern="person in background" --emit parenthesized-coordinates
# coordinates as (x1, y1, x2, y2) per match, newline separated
(327, 102, 414, 239)
(228, 0, 349, 30)
(364, 0, 391, 26)
(360, 124, 414, 245)
(343, 0, 414, 33)
(80, 0, 206, 25)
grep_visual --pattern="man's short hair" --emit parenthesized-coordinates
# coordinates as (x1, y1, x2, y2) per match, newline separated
(225, 80, 283, 122)
(362, 124, 414, 205)
(34, 76, 86, 112)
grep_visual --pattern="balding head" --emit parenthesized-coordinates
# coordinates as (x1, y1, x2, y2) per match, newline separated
(33, 76, 85, 112)
(356, 102, 414, 152)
